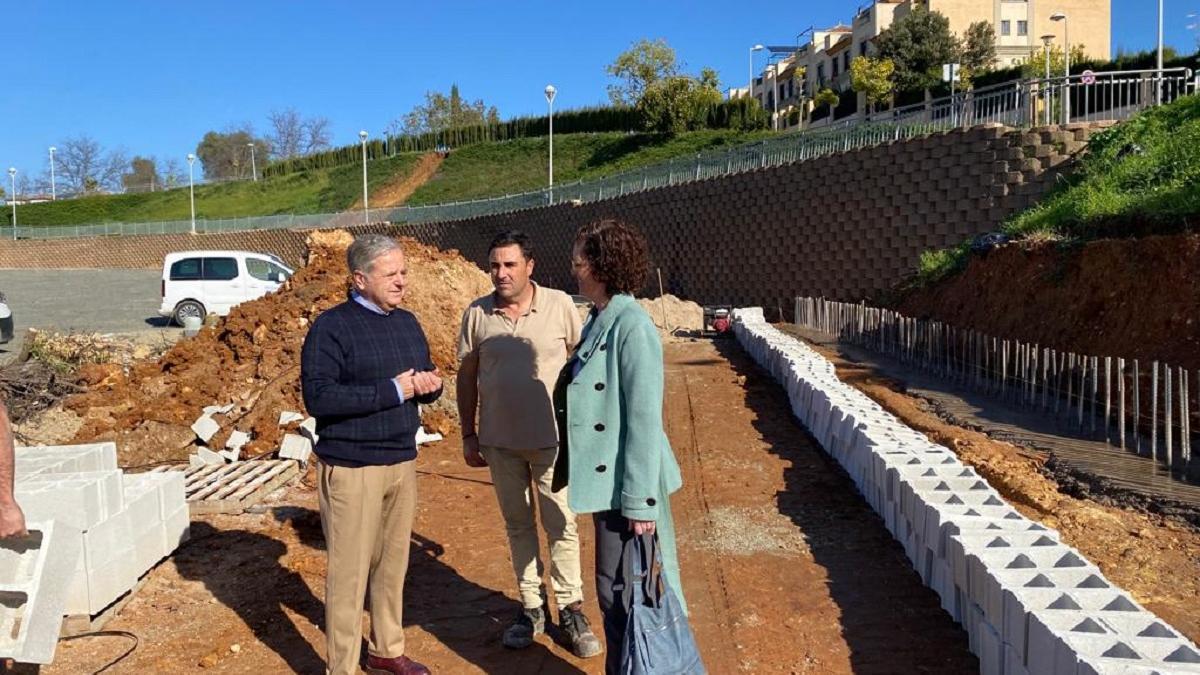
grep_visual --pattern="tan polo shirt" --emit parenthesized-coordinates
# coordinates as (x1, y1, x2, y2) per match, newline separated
(458, 283, 582, 450)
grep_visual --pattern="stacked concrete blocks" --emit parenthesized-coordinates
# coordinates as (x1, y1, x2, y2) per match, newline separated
(732, 308, 1200, 674)
(13, 443, 189, 618)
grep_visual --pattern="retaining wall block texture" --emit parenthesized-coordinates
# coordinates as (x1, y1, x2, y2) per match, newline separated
(732, 307, 1200, 675)
(13, 445, 190, 621)
(0, 520, 82, 664)
(0, 124, 1102, 312)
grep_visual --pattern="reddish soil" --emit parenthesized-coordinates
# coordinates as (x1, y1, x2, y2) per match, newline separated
(352, 152, 444, 210)
(64, 230, 492, 467)
(44, 341, 976, 674)
(900, 234, 1200, 371)
(794, 334, 1200, 646)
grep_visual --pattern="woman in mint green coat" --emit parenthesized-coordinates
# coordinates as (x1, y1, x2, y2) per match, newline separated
(552, 219, 686, 673)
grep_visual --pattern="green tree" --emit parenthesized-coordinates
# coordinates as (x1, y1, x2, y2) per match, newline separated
(396, 85, 497, 136)
(195, 128, 266, 180)
(814, 88, 841, 119)
(1023, 43, 1089, 79)
(960, 21, 997, 74)
(850, 57, 895, 113)
(121, 156, 160, 193)
(636, 75, 722, 133)
(876, 7, 959, 94)
(606, 38, 680, 105)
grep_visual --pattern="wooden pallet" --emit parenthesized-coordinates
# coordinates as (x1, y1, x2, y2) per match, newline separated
(153, 459, 301, 514)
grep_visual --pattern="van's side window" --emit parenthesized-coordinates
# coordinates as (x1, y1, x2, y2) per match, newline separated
(203, 257, 239, 281)
(246, 258, 272, 281)
(170, 258, 202, 280)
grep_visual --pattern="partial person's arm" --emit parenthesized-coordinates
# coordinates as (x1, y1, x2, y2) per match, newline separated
(456, 312, 486, 466)
(301, 319, 402, 417)
(617, 319, 666, 524)
(0, 399, 28, 539)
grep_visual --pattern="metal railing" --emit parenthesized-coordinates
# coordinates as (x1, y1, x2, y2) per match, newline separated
(9, 68, 1196, 240)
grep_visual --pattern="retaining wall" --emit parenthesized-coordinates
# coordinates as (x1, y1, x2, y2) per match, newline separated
(0, 123, 1109, 307)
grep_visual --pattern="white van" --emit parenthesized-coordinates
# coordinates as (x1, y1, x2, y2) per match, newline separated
(158, 250, 294, 326)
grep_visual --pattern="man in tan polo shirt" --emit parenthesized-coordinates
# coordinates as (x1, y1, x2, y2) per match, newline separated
(456, 230, 601, 659)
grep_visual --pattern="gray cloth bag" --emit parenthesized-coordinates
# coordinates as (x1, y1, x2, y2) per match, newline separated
(619, 535, 706, 675)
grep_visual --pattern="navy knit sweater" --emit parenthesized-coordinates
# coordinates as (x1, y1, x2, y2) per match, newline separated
(300, 300, 442, 467)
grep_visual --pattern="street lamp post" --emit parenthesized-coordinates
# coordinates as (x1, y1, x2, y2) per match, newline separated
(186, 154, 196, 235)
(359, 130, 369, 225)
(8, 168, 16, 240)
(1157, 0, 1164, 104)
(48, 146, 57, 200)
(1051, 12, 1069, 124)
(749, 44, 764, 102)
(247, 143, 257, 182)
(544, 85, 556, 202)
(1041, 35, 1056, 126)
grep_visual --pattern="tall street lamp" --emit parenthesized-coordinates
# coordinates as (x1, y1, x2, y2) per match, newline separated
(749, 44, 764, 102)
(1041, 34, 1056, 126)
(186, 154, 197, 235)
(1050, 12, 1069, 124)
(247, 142, 258, 182)
(1156, 0, 1164, 104)
(359, 130, 369, 225)
(544, 84, 556, 202)
(48, 146, 57, 200)
(8, 168, 16, 240)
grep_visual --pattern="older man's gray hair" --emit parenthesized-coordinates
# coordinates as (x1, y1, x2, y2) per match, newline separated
(347, 234, 403, 274)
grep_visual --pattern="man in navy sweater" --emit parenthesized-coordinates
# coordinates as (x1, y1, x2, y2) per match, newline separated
(301, 234, 442, 675)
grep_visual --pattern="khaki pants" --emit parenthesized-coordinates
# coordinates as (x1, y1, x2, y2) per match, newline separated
(481, 445, 583, 610)
(318, 460, 417, 675)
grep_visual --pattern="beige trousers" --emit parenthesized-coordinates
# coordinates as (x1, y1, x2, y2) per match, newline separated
(318, 460, 417, 675)
(481, 445, 584, 610)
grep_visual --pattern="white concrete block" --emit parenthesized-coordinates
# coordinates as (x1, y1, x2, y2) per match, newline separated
(15, 470, 125, 530)
(416, 427, 443, 445)
(279, 433, 312, 464)
(299, 416, 318, 444)
(197, 446, 223, 464)
(278, 411, 304, 425)
(191, 414, 220, 443)
(219, 448, 241, 462)
(225, 430, 251, 450)
(163, 504, 191, 555)
(0, 521, 83, 664)
(202, 403, 234, 415)
(188, 454, 205, 469)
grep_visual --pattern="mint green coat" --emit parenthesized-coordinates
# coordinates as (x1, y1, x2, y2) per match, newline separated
(561, 294, 686, 607)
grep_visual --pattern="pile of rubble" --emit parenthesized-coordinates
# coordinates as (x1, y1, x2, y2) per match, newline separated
(65, 230, 493, 467)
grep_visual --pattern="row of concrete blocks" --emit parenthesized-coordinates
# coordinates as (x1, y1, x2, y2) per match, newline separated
(731, 308, 1200, 675)
(2, 443, 190, 664)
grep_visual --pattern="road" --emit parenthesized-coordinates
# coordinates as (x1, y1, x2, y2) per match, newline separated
(0, 269, 178, 361)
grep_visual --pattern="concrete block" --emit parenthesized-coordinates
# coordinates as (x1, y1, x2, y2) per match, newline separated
(202, 403, 234, 415)
(197, 446, 223, 464)
(416, 426, 443, 445)
(163, 504, 191, 555)
(191, 414, 220, 443)
(299, 416, 318, 444)
(279, 433, 313, 464)
(0, 521, 83, 664)
(14, 442, 118, 477)
(219, 448, 241, 462)
(278, 411, 304, 425)
(979, 619, 1004, 675)
(15, 470, 125, 530)
(225, 430, 251, 451)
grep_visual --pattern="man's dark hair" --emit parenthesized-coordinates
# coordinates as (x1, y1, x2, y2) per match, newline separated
(488, 230, 534, 261)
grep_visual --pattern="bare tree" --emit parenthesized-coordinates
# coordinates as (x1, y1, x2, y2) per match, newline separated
(268, 108, 333, 159)
(54, 135, 127, 194)
(160, 157, 187, 189)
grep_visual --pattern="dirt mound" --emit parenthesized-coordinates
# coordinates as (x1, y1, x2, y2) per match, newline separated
(900, 234, 1200, 370)
(352, 152, 444, 210)
(638, 294, 704, 341)
(66, 231, 492, 467)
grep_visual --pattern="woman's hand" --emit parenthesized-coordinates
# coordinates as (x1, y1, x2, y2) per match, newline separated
(628, 519, 656, 536)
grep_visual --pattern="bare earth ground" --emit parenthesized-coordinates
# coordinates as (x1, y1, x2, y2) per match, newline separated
(42, 340, 976, 674)
(352, 153, 445, 210)
(784, 328, 1200, 646)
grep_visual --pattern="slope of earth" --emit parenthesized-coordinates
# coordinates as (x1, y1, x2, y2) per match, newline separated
(43, 340, 976, 674)
(351, 152, 444, 210)
(65, 230, 493, 466)
(899, 234, 1200, 370)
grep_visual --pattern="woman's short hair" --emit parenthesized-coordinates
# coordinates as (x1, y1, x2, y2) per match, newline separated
(573, 219, 649, 295)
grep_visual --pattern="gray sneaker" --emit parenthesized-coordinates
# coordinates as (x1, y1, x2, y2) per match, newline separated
(558, 601, 603, 658)
(502, 605, 545, 649)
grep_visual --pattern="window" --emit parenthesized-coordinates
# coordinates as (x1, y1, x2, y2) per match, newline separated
(1001, 20, 1011, 36)
(247, 258, 289, 282)
(844, 52, 851, 71)
(202, 257, 239, 281)
(169, 258, 201, 281)
(1017, 20, 1028, 36)
(832, 58, 839, 77)
(860, 42, 868, 57)
(817, 63, 825, 84)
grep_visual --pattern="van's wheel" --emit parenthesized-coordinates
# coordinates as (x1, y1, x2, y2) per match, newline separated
(173, 300, 206, 326)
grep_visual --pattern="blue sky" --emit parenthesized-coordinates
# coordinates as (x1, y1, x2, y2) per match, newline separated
(1, 0, 1195, 180)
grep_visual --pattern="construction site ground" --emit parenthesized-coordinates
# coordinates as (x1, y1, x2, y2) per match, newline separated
(41, 340, 977, 674)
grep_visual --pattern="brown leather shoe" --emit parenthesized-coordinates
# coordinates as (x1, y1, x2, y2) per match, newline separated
(365, 654, 432, 675)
